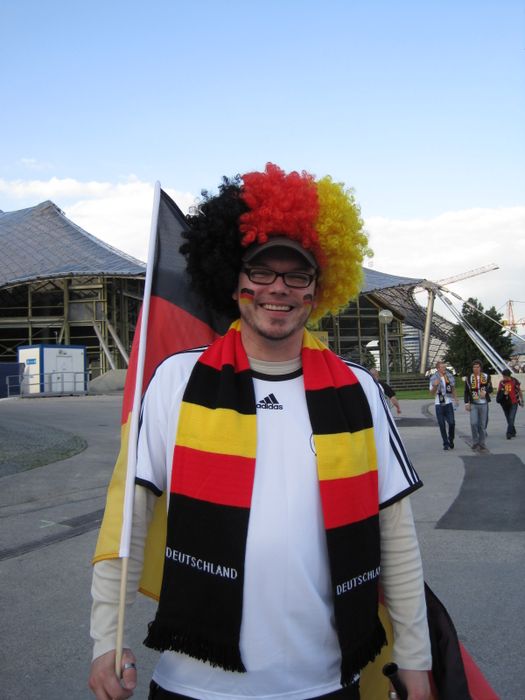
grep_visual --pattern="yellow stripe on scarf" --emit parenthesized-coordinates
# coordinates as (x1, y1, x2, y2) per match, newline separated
(314, 428, 377, 481)
(177, 402, 257, 458)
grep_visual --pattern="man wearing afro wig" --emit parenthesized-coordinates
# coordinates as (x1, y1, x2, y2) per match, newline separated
(89, 164, 431, 700)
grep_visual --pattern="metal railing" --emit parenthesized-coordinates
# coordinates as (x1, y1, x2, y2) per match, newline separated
(5, 371, 89, 398)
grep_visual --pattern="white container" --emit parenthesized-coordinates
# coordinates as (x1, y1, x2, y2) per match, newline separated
(18, 345, 88, 396)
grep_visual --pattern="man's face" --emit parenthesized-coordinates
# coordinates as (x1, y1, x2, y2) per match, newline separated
(233, 249, 317, 350)
(472, 363, 481, 375)
(436, 362, 446, 375)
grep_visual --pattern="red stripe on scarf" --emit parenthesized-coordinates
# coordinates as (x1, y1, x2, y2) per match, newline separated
(171, 445, 255, 508)
(302, 346, 360, 390)
(319, 471, 379, 529)
(199, 325, 251, 373)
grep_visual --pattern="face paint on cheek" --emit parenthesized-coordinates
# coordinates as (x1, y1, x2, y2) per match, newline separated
(302, 293, 314, 308)
(239, 288, 255, 305)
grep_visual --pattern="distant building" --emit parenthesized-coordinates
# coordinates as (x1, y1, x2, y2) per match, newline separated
(320, 269, 452, 373)
(0, 201, 145, 377)
(1, 201, 452, 379)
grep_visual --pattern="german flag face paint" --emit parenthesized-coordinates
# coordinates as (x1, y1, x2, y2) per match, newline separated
(303, 293, 314, 309)
(239, 288, 255, 305)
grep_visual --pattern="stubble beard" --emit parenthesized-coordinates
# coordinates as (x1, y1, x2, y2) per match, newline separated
(241, 306, 311, 344)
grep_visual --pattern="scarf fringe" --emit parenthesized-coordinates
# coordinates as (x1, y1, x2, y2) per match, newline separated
(340, 618, 387, 686)
(144, 621, 246, 673)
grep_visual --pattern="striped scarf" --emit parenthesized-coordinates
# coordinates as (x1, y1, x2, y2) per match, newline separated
(469, 372, 490, 402)
(144, 321, 386, 684)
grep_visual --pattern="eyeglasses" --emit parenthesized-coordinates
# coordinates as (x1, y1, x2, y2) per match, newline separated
(242, 266, 316, 289)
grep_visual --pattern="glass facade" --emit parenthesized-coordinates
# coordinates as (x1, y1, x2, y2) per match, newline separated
(0, 276, 143, 376)
(319, 295, 404, 371)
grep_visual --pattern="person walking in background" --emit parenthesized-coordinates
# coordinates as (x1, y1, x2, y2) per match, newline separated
(370, 368, 401, 415)
(496, 368, 523, 439)
(429, 361, 458, 450)
(464, 359, 492, 453)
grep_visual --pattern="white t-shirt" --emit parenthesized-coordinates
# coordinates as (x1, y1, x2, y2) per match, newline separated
(429, 372, 455, 406)
(136, 351, 422, 700)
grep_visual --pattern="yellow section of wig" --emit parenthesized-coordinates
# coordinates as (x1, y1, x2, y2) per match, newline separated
(311, 176, 371, 323)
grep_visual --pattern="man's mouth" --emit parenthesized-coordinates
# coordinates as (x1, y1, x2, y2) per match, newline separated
(261, 303, 292, 312)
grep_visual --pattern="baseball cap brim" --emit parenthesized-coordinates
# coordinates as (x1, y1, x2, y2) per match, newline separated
(242, 236, 318, 269)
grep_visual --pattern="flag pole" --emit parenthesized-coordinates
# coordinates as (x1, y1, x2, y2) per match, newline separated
(115, 182, 162, 676)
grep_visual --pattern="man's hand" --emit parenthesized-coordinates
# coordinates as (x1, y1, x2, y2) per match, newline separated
(465, 404, 471, 412)
(396, 668, 431, 700)
(88, 649, 137, 700)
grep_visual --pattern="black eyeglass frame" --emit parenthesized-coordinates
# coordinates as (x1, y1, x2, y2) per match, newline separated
(241, 266, 317, 289)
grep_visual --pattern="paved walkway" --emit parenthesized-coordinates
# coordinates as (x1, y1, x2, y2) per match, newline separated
(0, 393, 523, 699)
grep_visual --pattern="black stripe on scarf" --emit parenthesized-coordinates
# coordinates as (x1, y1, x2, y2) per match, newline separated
(306, 383, 374, 434)
(145, 494, 248, 672)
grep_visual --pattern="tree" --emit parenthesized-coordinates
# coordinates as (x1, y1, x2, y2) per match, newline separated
(445, 298, 514, 376)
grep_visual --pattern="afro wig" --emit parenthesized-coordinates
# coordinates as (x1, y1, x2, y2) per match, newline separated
(180, 163, 370, 323)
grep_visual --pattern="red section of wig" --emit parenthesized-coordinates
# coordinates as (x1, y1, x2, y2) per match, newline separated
(239, 163, 324, 265)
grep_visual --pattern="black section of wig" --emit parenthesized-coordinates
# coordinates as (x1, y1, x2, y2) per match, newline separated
(180, 175, 248, 319)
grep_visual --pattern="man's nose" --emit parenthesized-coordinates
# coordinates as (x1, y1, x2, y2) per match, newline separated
(268, 273, 289, 292)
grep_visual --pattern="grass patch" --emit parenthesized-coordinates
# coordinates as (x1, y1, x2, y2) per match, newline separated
(396, 389, 432, 400)
(396, 378, 466, 400)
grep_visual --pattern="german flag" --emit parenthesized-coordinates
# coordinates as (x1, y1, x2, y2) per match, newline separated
(93, 185, 229, 595)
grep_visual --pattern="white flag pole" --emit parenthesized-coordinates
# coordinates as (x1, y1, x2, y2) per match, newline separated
(115, 181, 162, 675)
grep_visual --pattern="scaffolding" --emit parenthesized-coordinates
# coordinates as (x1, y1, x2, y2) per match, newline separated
(0, 276, 143, 376)
(1, 199, 147, 376)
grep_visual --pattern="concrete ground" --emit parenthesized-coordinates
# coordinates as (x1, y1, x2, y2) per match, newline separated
(0, 392, 523, 699)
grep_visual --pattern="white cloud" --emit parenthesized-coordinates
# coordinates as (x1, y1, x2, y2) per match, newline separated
(0, 175, 114, 200)
(0, 176, 196, 262)
(365, 206, 525, 322)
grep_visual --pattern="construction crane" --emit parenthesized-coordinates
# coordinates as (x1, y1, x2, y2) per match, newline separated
(503, 300, 525, 332)
(435, 263, 499, 286)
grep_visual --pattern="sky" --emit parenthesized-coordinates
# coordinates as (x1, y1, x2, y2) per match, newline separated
(1, 0, 524, 327)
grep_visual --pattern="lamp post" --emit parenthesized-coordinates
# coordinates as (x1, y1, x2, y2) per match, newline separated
(378, 309, 394, 385)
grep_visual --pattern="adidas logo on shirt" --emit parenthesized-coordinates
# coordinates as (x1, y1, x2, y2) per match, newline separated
(256, 393, 283, 410)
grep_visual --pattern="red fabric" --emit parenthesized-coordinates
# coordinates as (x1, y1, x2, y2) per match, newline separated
(171, 446, 255, 508)
(302, 346, 359, 390)
(319, 472, 378, 529)
(460, 644, 500, 700)
(121, 297, 220, 421)
(199, 324, 251, 372)
(498, 377, 521, 405)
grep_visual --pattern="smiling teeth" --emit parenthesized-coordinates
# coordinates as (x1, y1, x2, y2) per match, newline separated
(263, 304, 291, 311)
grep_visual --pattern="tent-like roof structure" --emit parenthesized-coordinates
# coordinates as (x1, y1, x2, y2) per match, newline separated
(0, 200, 145, 289)
(0, 199, 453, 347)
(362, 267, 422, 293)
(362, 267, 453, 341)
